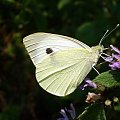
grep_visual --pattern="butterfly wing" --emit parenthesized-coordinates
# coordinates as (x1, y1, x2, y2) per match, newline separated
(23, 33, 91, 65)
(36, 48, 96, 96)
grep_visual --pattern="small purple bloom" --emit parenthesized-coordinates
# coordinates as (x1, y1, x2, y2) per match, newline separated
(66, 103, 76, 119)
(109, 62, 120, 70)
(85, 79, 97, 88)
(105, 56, 113, 62)
(110, 45, 120, 54)
(105, 45, 120, 70)
(57, 109, 69, 120)
(80, 78, 97, 90)
(57, 103, 76, 120)
(112, 54, 120, 60)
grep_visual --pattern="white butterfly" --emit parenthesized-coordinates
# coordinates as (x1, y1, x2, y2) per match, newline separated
(23, 32, 105, 96)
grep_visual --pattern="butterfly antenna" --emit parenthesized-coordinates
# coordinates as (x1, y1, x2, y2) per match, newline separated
(99, 24, 119, 46)
(99, 29, 109, 45)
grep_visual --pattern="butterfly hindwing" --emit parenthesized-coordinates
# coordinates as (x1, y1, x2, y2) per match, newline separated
(36, 48, 95, 96)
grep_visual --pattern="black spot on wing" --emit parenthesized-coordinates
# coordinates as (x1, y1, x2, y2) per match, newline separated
(46, 48, 53, 54)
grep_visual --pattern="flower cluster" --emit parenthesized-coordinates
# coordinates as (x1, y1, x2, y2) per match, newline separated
(105, 45, 120, 70)
(57, 103, 76, 120)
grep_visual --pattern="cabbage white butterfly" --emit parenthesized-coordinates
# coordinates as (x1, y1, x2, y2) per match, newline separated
(23, 25, 119, 96)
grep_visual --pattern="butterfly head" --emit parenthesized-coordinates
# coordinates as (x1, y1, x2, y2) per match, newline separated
(91, 45, 104, 56)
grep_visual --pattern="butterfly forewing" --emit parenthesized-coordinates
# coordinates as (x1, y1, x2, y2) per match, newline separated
(23, 33, 91, 65)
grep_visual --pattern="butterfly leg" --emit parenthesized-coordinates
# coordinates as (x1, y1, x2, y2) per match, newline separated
(92, 66, 100, 75)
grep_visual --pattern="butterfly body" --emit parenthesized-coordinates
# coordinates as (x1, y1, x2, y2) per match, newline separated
(23, 33, 103, 96)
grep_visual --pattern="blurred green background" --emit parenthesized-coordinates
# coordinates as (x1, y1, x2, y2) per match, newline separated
(0, 0, 120, 120)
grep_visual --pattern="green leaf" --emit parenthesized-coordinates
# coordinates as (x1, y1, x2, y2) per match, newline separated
(93, 70, 120, 88)
(77, 103, 106, 120)
(114, 103, 120, 111)
(75, 22, 96, 46)
(58, 0, 71, 9)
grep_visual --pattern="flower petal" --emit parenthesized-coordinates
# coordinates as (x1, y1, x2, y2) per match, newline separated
(109, 62, 120, 70)
(85, 79, 97, 88)
(110, 45, 120, 54)
(112, 54, 120, 60)
(105, 56, 113, 62)
(58, 109, 69, 120)
(80, 78, 97, 90)
(69, 103, 76, 119)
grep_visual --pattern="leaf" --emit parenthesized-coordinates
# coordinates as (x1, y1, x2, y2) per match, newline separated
(77, 103, 106, 120)
(75, 20, 112, 46)
(114, 103, 120, 111)
(75, 22, 98, 46)
(93, 70, 120, 88)
(58, 0, 71, 9)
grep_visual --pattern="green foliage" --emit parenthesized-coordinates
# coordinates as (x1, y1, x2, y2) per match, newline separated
(58, 0, 72, 9)
(114, 103, 120, 111)
(78, 103, 106, 120)
(93, 70, 120, 88)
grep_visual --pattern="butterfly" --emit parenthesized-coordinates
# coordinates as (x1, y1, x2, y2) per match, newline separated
(23, 25, 119, 96)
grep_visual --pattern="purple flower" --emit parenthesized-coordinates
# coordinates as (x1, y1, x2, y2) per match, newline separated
(112, 54, 120, 60)
(110, 45, 120, 54)
(109, 62, 120, 70)
(66, 103, 76, 119)
(57, 109, 69, 120)
(105, 56, 113, 62)
(57, 103, 76, 120)
(80, 78, 97, 90)
(105, 45, 120, 70)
